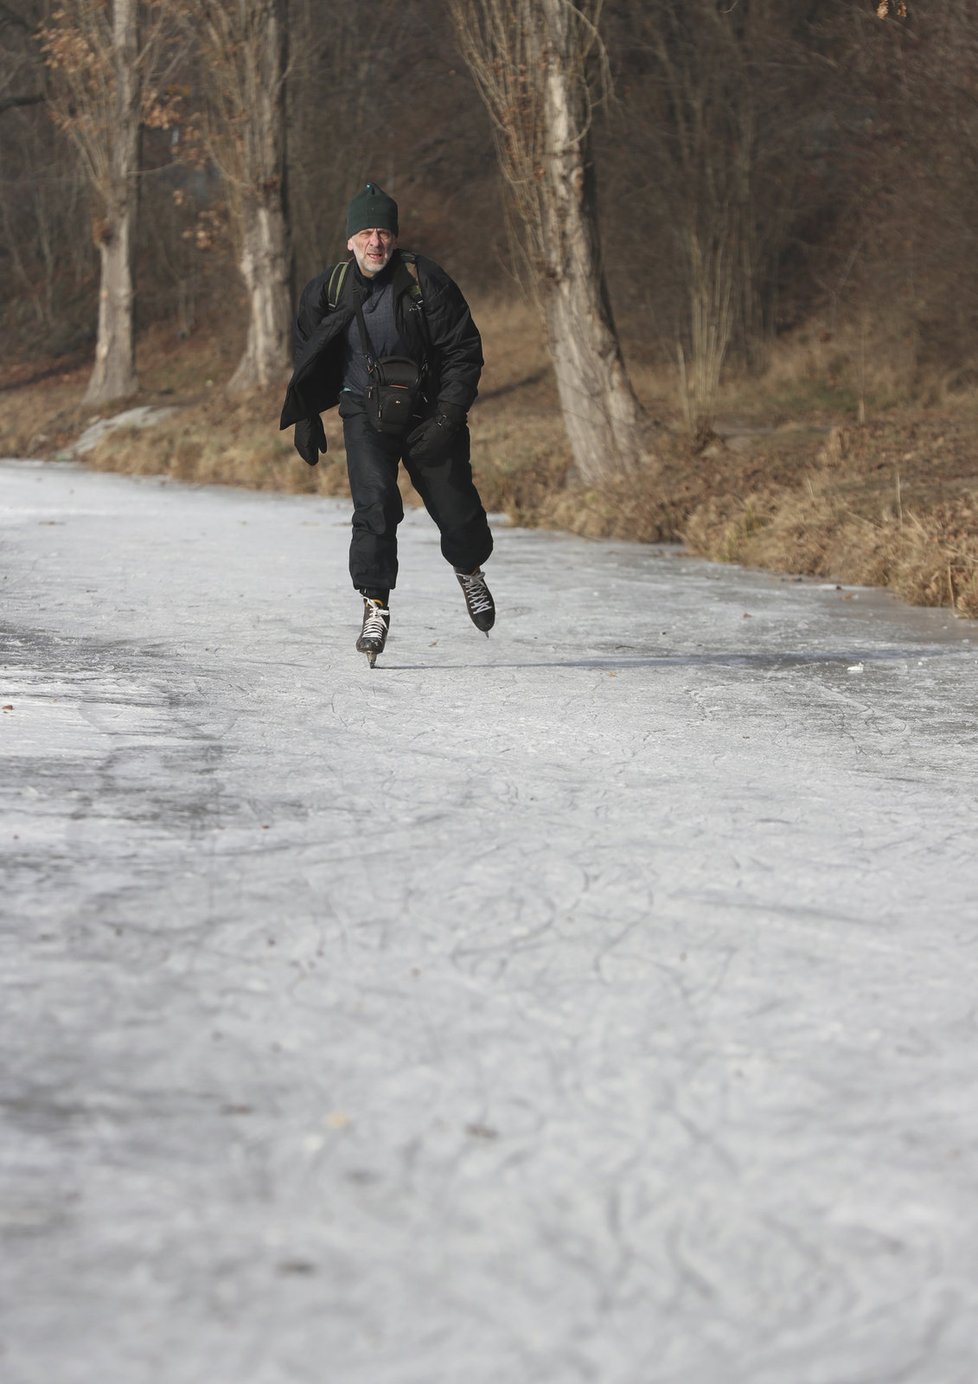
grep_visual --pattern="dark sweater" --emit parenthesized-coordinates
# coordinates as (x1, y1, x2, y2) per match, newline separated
(341, 265, 408, 396)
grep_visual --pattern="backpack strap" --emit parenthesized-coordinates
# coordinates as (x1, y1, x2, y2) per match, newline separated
(392, 251, 431, 354)
(327, 251, 430, 361)
(327, 259, 352, 309)
(395, 251, 423, 304)
(329, 253, 423, 309)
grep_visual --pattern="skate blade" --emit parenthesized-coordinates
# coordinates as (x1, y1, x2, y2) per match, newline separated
(365, 650, 378, 668)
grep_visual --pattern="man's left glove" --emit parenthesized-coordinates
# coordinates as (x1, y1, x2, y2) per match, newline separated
(294, 415, 327, 466)
(406, 402, 467, 464)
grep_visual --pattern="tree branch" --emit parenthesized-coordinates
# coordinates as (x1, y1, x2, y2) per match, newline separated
(0, 92, 45, 115)
(0, 1, 33, 31)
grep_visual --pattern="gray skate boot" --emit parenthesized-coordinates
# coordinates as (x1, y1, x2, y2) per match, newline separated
(455, 567, 495, 635)
(356, 597, 390, 668)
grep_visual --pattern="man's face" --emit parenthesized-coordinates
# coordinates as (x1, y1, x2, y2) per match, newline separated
(347, 227, 397, 277)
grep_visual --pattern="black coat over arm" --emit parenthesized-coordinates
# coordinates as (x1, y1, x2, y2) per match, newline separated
(279, 250, 483, 433)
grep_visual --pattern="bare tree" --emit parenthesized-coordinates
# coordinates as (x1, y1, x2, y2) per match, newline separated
(191, 0, 291, 394)
(1, 2, 69, 338)
(609, 1, 784, 435)
(653, 2, 751, 435)
(824, 0, 978, 390)
(285, 0, 413, 289)
(40, 0, 170, 403)
(448, 0, 647, 485)
(0, 2, 46, 115)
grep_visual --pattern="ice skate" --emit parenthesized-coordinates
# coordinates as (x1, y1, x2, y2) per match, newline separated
(356, 597, 390, 667)
(456, 567, 495, 634)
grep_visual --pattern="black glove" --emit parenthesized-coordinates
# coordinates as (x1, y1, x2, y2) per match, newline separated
(294, 415, 327, 466)
(406, 402, 466, 464)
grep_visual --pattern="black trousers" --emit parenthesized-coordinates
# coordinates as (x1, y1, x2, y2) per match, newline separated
(340, 397, 493, 594)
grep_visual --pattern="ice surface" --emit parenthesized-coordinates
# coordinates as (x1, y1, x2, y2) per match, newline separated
(2, 458, 978, 1384)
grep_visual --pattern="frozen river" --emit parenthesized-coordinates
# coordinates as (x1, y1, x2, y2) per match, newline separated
(2, 457, 977, 1384)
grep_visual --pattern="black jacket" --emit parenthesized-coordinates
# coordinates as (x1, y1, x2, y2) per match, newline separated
(279, 250, 483, 430)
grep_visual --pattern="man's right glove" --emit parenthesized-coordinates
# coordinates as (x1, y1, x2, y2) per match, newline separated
(406, 403, 466, 464)
(294, 415, 327, 466)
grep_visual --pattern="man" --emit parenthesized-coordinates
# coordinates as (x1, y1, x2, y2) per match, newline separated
(279, 182, 495, 667)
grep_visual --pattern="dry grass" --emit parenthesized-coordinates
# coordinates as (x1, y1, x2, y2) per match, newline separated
(2, 302, 978, 618)
(0, 354, 92, 458)
(681, 418, 978, 617)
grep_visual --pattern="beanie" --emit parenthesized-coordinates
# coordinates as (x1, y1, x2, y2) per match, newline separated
(346, 183, 399, 237)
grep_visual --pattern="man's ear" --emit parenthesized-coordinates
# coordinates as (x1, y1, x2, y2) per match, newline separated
(346, 238, 355, 254)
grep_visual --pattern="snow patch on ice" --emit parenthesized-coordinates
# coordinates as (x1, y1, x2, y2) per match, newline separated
(73, 405, 178, 455)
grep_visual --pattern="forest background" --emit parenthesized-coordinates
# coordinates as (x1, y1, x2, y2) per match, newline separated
(2, 0, 978, 616)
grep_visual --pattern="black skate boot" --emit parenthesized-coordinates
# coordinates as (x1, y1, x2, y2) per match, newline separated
(356, 597, 390, 667)
(455, 567, 495, 634)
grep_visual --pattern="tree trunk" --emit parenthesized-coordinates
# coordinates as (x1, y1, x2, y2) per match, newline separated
(83, 0, 138, 406)
(86, 202, 137, 404)
(451, 0, 648, 484)
(227, 199, 292, 394)
(536, 1, 644, 482)
(678, 226, 735, 436)
(223, 0, 292, 396)
(538, 29, 644, 482)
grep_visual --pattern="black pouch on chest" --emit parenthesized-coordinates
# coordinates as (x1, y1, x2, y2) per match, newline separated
(366, 354, 422, 434)
(354, 297, 421, 435)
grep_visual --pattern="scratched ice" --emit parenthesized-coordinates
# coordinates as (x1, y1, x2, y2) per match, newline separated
(2, 458, 977, 1384)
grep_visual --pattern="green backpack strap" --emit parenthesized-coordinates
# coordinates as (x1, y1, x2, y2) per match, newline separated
(328, 252, 430, 350)
(327, 259, 352, 309)
(395, 251, 423, 305)
(393, 251, 431, 352)
(330, 252, 422, 309)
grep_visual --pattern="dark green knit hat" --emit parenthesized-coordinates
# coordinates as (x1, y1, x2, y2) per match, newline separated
(346, 183, 399, 237)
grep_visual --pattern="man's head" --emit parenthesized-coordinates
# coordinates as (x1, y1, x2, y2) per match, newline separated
(346, 182, 398, 277)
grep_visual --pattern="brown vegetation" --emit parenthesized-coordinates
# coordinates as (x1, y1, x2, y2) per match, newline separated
(3, 300, 976, 618)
